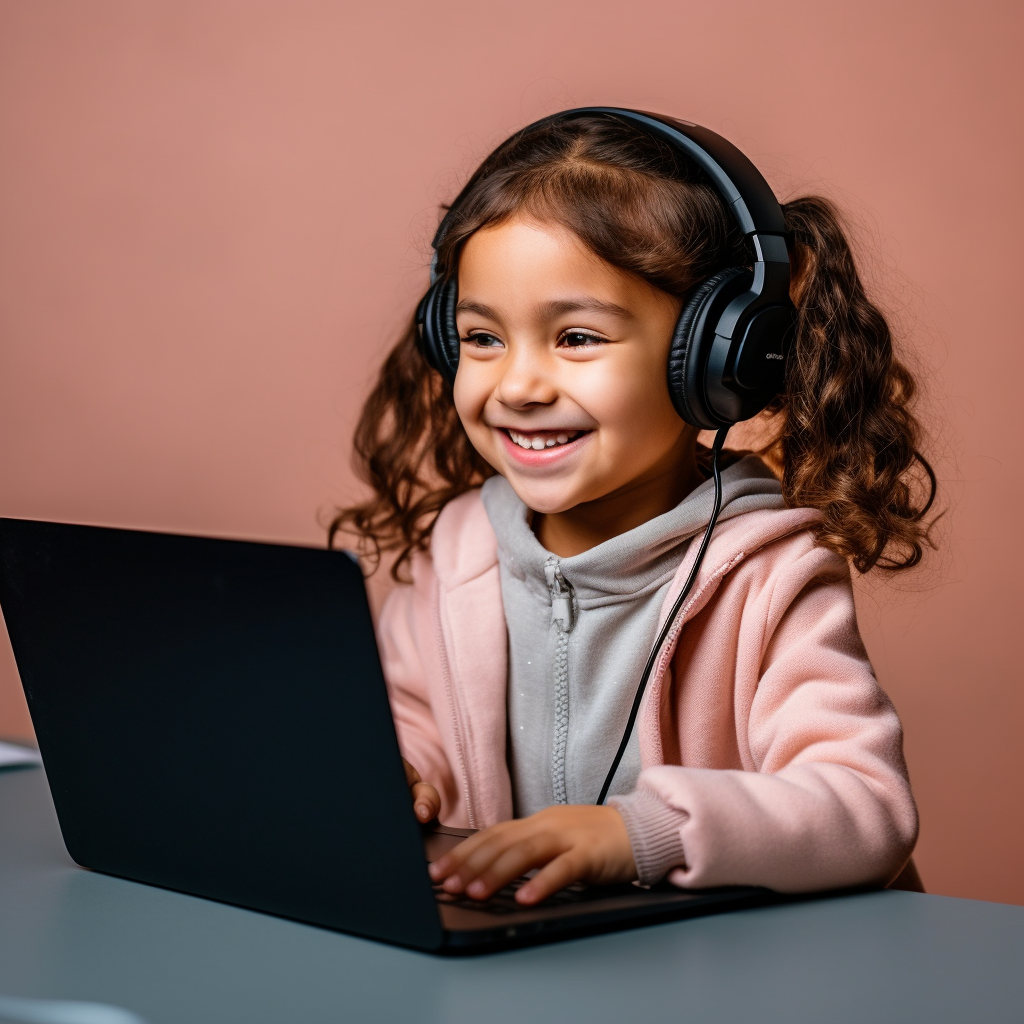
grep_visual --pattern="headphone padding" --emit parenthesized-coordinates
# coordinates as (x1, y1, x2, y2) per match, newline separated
(668, 267, 749, 429)
(418, 278, 460, 384)
(436, 277, 460, 382)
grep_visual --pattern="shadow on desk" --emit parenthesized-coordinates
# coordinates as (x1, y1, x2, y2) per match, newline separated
(888, 858, 925, 893)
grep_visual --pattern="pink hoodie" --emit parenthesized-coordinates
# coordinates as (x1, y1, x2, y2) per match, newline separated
(376, 489, 918, 893)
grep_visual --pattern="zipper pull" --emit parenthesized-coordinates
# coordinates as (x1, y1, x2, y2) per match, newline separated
(544, 557, 575, 634)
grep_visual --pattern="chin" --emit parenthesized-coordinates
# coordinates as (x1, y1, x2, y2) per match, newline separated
(502, 478, 581, 516)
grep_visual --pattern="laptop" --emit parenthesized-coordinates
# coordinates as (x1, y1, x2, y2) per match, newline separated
(0, 517, 769, 952)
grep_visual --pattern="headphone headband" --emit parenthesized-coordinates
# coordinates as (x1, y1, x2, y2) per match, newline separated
(433, 107, 786, 255)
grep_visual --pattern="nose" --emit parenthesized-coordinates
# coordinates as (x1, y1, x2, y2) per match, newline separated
(494, 342, 558, 409)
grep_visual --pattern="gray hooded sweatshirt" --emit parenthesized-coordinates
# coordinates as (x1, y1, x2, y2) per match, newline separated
(480, 455, 786, 819)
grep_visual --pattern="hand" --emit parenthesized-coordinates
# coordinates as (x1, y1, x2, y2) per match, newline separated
(403, 758, 441, 823)
(427, 804, 637, 905)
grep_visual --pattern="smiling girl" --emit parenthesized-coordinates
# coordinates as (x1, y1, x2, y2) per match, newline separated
(331, 110, 934, 905)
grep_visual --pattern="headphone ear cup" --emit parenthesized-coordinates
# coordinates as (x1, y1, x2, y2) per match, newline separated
(437, 277, 460, 382)
(668, 267, 751, 430)
(416, 278, 460, 385)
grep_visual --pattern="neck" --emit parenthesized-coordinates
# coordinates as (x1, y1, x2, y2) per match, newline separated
(534, 438, 706, 558)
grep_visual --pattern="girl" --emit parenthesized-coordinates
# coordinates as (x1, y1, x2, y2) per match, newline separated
(331, 110, 934, 907)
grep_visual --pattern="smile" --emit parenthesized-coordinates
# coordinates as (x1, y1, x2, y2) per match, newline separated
(496, 427, 592, 467)
(506, 429, 584, 450)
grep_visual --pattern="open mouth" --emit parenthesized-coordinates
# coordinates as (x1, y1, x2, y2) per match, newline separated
(503, 428, 588, 451)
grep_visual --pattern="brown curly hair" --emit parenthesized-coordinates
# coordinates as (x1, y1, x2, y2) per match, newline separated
(329, 114, 935, 578)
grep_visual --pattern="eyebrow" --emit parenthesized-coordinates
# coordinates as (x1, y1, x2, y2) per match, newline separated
(454, 297, 636, 321)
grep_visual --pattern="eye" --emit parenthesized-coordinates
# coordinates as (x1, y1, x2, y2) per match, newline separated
(559, 330, 605, 348)
(461, 332, 504, 348)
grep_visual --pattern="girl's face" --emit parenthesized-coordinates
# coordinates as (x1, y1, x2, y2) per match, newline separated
(453, 215, 698, 532)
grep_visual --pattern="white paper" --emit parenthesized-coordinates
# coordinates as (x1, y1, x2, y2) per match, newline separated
(0, 739, 41, 768)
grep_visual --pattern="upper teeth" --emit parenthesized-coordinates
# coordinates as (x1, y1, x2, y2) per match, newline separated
(507, 430, 580, 450)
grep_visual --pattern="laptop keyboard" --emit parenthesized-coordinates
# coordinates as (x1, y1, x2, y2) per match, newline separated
(432, 877, 596, 915)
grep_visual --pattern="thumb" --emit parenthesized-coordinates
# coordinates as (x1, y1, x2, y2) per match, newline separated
(412, 781, 441, 823)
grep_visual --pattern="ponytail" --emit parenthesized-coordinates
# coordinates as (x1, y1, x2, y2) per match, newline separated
(775, 196, 936, 572)
(328, 320, 494, 579)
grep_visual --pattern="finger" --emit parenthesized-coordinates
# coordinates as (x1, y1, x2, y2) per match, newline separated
(517, 852, 585, 905)
(411, 781, 441, 822)
(428, 821, 507, 877)
(428, 822, 521, 889)
(442, 829, 555, 897)
(463, 836, 559, 900)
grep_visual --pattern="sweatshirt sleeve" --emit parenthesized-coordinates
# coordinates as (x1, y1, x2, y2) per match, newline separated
(608, 785, 690, 885)
(376, 572, 460, 820)
(630, 546, 918, 893)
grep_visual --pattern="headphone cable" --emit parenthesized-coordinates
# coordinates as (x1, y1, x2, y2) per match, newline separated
(596, 426, 729, 806)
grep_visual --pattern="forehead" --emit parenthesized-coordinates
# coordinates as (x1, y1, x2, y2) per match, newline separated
(457, 215, 655, 313)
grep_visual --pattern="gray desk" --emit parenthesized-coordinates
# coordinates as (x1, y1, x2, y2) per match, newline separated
(1, 768, 1021, 1024)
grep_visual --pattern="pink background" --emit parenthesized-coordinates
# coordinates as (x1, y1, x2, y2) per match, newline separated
(1, 1, 1021, 904)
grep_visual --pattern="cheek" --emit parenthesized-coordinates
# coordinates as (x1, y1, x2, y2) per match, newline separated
(452, 367, 493, 442)
(585, 356, 677, 444)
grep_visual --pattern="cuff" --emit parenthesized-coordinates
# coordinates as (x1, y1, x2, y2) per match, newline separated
(608, 785, 689, 886)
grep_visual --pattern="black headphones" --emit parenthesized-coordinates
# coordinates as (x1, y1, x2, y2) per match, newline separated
(416, 107, 795, 431)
